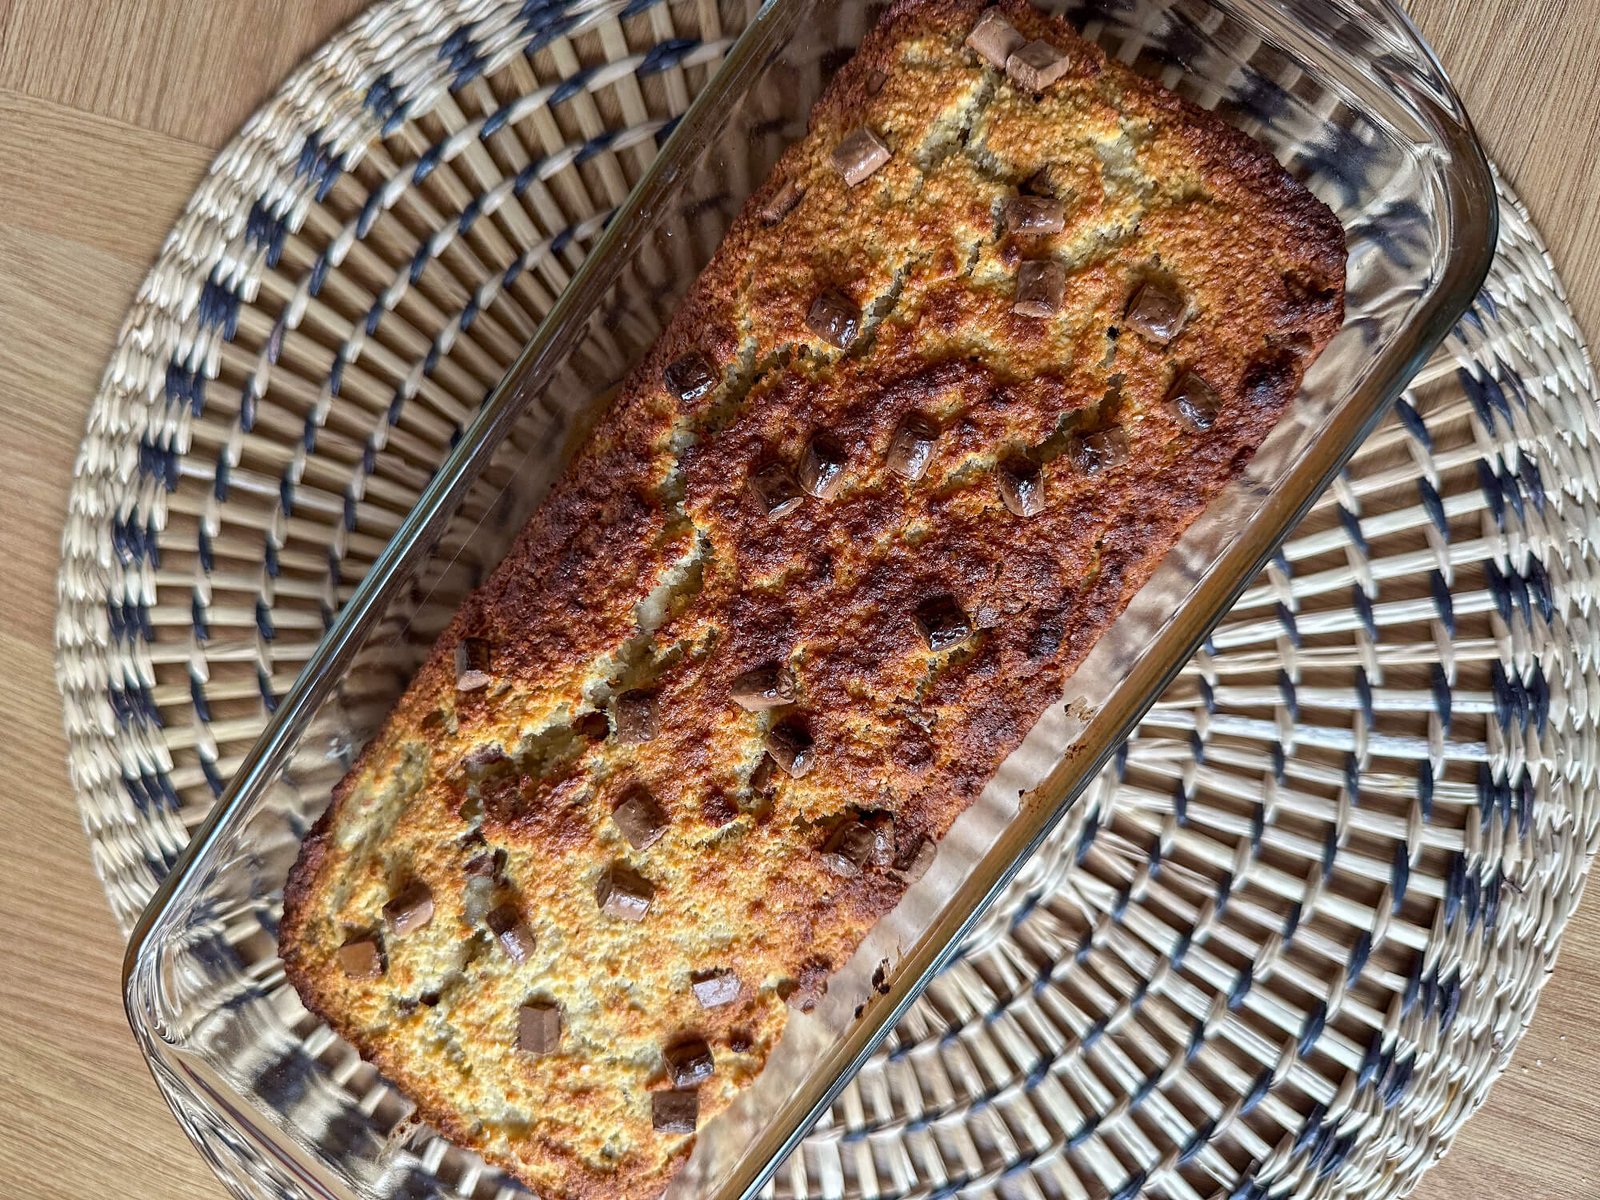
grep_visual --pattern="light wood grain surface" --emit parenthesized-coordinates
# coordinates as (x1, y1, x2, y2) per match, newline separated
(0, 1, 1595, 1197)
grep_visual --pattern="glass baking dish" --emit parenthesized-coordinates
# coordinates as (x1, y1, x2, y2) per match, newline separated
(124, 1, 1495, 1198)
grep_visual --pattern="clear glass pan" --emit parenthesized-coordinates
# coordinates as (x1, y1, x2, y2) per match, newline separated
(124, 1, 1496, 1198)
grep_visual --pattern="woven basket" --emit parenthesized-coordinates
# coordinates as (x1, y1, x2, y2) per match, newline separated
(55, 1, 1599, 1198)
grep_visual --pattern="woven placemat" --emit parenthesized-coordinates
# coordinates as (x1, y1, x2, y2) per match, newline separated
(54, 2, 1600, 1198)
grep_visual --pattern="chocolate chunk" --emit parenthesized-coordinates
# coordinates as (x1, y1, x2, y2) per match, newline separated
(465, 848, 507, 881)
(613, 689, 659, 744)
(1125, 280, 1187, 344)
(831, 127, 891, 187)
(1067, 428, 1131, 475)
(692, 970, 741, 1009)
(664, 1037, 715, 1087)
(761, 178, 806, 225)
(748, 461, 804, 518)
(612, 789, 669, 850)
(574, 711, 610, 742)
(1006, 39, 1070, 92)
(1004, 195, 1065, 236)
(730, 662, 797, 712)
(806, 288, 861, 349)
(487, 903, 537, 963)
(886, 414, 939, 481)
(865, 68, 888, 95)
(382, 881, 434, 936)
(454, 637, 493, 691)
(749, 755, 777, 796)
(1014, 260, 1065, 317)
(459, 743, 506, 774)
(966, 9, 1025, 69)
(799, 436, 847, 499)
(663, 351, 718, 401)
(337, 937, 383, 980)
(595, 863, 654, 922)
(728, 1030, 753, 1053)
(517, 1002, 562, 1055)
(652, 1089, 698, 1134)
(872, 959, 892, 993)
(997, 456, 1045, 518)
(914, 593, 973, 652)
(1167, 370, 1223, 430)
(785, 959, 830, 1012)
(892, 834, 937, 883)
(765, 719, 815, 778)
(865, 813, 897, 867)
(821, 821, 875, 877)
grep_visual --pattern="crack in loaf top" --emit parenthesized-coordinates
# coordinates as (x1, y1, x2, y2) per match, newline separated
(278, 1, 1346, 1196)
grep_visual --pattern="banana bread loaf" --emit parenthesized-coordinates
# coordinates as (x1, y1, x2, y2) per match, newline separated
(280, 1, 1346, 1195)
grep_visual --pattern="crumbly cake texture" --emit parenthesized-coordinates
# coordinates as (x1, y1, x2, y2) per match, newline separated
(280, 2, 1345, 1196)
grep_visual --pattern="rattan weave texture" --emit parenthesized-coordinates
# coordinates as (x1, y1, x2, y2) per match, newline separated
(54, 2, 1599, 1198)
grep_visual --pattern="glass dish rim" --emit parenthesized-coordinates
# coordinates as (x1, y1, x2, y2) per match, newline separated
(123, 1, 1500, 1197)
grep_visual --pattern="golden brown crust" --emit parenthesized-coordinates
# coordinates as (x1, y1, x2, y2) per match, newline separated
(280, 2, 1346, 1196)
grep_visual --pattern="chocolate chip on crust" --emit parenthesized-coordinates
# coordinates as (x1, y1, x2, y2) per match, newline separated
(831, 127, 892, 186)
(454, 638, 493, 691)
(730, 662, 797, 712)
(1004, 195, 1065, 236)
(337, 936, 384, 980)
(596, 863, 654, 922)
(1067, 428, 1131, 475)
(1167, 369, 1223, 430)
(517, 1002, 562, 1055)
(691, 970, 741, 1008)
(761, 178, 806, 225)
(382, 881, 434, 936)
(664, 1036, 715, 1087)
(487, 903, 537, 962)
(821, 821, 875, 877)
(613, 689, 660, 744)
(996, 456, 1045, 518)
(798, 435, 847, 499)
(764, 719, 815, 778)
(748, 461, 805, 518)
(806, 288, 862, 349)
(652, 1089, 698, 1134)
(1125, 280, 1187, 344)
(1013, 260, 1065, 317)
(663, 351, 718, 401)
(612, 789, 669, 851)
(1006, 39, 1070, 92)
(966, 10, 1025, 69)
(914, 593, 973, 652)
(886, 414, 939, 481)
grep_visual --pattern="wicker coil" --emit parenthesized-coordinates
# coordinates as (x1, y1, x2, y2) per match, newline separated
(53, 1, 1599, 1199)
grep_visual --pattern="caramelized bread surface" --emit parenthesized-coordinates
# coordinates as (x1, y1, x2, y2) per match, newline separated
(281, 2, 1346, 1195)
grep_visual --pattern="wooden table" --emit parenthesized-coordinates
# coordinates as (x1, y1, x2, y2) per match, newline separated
(0, 1, 1596, 1196)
